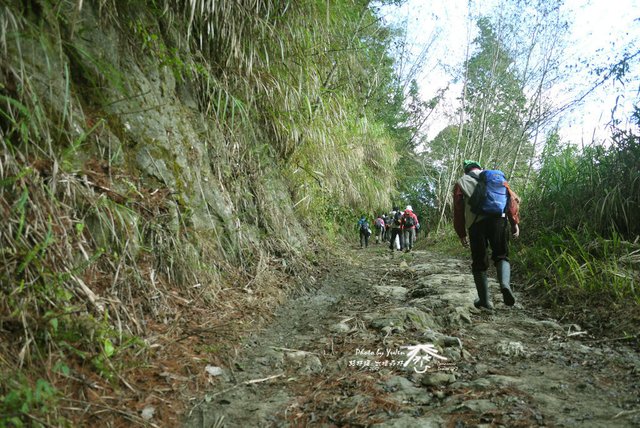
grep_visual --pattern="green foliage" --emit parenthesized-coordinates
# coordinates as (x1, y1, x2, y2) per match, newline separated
(467, 18, 525, 112)
(130, 19, 207, 82)
(514, 228, 639, 306)
(392, 80, 444, 230)
(517, 108, 640, 318)
(395, 153, 439, 232)
(64, 41, 126, 96)
(524, 128, 640, 238)
(463, 17, 531, 177)
(0, 377, 58, 427)
(423, 223, 467, 257)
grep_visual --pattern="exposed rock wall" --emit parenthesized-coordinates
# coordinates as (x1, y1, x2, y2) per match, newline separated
(2, 1, 308, 275)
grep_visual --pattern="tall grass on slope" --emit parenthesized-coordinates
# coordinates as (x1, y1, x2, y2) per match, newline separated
(515, 229, 639, 306)
(0, 4, 228, 425)
(518, 121, 640, 329)
(172, 0, 400, 220)
(524, 130, 640, 239)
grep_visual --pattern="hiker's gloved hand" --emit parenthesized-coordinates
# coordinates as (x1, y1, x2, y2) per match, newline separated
(460, 236, 469, 248)
(512, 224, 520, 238)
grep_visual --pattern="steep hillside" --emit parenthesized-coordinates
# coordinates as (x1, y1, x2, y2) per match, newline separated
(0, 1, 401, 425)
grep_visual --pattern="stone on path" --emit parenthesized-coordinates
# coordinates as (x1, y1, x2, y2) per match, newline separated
(421, 372, 457, 387)
(329, 322, 351, 333)
(370, 307, 437, 331)
(456, 399, 497, 413)
(373, 286, 407, 300)
(284, 351, 322, 374)
(372, 415, 444, 428)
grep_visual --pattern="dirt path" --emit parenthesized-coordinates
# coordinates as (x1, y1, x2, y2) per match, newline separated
(183, 245, 640, 427)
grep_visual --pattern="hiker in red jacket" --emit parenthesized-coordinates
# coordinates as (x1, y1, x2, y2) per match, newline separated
(453, 160, 520, 309)
(401, 206, 419, 252)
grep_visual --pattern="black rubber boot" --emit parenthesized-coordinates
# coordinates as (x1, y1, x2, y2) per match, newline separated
(473, 271, 493, 310)
(497, 260, 515, 306)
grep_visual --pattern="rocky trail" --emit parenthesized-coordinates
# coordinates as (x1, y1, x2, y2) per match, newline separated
(183, 245, 640, 427)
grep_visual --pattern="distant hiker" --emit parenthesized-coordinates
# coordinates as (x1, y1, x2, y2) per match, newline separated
(401, 205, 419, 252)
(384, 213, 393, 242)
(388, 207, 403, 251)
(357, 215, 372, 248)
(453, 160, 520, 309)
(381, 214, 389, 241)
(374, 215, 386, 244)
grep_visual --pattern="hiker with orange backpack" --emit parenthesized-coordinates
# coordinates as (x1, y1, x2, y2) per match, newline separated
(453, 160, 520, 309)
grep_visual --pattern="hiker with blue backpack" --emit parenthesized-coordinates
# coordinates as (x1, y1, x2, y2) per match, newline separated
(453, 160, 520, 309)
(357, 215, 372, 248)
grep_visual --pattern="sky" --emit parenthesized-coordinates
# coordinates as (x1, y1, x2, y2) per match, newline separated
(379, 0, 640, 147)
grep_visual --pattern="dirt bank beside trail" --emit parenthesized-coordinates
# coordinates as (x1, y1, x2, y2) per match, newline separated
(184, 245, 640, 427)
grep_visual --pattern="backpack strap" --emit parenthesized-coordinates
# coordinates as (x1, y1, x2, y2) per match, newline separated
(463, 173, 481, 225)
(466, 170, 481, 181)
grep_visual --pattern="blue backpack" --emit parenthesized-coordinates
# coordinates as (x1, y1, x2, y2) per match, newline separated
(469, 170, 508, 216)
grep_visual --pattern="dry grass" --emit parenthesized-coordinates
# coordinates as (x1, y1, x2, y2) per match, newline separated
(0, 142, 324, 424)
(281, 371, 406, 426)
(0, 0, 404, 424)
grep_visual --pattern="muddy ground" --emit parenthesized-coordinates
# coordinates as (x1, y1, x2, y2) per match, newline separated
(183, 244, 640, 427)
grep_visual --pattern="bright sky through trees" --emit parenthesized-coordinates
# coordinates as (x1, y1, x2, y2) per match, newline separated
(380, 0, 640, 146)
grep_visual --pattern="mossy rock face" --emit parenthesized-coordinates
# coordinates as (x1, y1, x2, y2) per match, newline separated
(3, 0, 310, 284)
(134, 144, 171, 186)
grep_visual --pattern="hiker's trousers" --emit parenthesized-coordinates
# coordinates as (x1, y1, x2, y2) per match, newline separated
(403, 228, 416, 249)
(375, 225, 384, 243)
(359, 230, 370, 248)
(468, 216, 509, 273)
(388, 228, 402, 250)
(383, 225, 391, 241)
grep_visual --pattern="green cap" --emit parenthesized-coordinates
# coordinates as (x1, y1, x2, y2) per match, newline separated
(463, 160, 482, 172)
